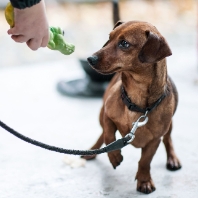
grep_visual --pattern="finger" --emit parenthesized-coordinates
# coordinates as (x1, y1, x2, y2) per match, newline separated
(7, 26, 22, 35)
(41, 35, 49, 47)
(7, 27, 16, 35)
(11, 35, 28, 43)
(26, 38, 42, 51)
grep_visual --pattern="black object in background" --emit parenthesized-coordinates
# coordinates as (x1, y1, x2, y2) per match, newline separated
(57, 0, 120, 97)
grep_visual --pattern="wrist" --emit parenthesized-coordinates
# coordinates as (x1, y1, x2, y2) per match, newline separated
(10, 0, 41, 9)
(14, 0, 46, 17)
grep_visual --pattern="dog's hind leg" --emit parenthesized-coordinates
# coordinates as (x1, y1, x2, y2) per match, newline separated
(81, 132, 104, 160)
(163, 121, 182, 171)
(81, 106, 105, 160)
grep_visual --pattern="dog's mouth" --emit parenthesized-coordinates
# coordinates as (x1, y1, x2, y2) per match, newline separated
(93, 67, 122, 75)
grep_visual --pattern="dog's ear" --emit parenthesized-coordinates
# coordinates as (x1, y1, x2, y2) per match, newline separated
(113, 20, 124, 30)
(138, 31, 172, 63)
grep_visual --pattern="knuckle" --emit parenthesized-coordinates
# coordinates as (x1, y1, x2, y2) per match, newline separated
(27, 39, 40, 50)
(30, 45, 38, 51)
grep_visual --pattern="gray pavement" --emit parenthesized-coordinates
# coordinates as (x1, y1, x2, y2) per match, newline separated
(0, 40, 198, 198)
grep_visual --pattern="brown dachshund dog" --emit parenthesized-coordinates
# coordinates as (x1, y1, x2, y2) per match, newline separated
(85, 21, 181, 194)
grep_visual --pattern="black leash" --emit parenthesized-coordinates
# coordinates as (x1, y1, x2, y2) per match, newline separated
(0, 120, 129, 155)
(0, 87, 165, 156)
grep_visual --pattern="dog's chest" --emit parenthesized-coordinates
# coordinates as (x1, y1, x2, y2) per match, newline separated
(108, 109, 154, 148)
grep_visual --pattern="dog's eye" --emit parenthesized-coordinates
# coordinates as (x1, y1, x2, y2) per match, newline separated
(119, 40, 130, 49)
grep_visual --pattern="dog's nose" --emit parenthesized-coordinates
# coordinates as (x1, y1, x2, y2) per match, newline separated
(87, 55, 98, 66)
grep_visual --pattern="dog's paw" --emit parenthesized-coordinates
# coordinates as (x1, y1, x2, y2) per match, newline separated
(137, 179, 156, 194)
(166, 156, 182, 171)
(108, 150, 123, 169)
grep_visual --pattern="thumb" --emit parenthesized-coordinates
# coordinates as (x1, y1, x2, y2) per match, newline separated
(7, 27, 18, 35)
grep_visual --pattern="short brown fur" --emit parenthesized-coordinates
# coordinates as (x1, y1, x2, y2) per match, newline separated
(84, 21, 181, 194)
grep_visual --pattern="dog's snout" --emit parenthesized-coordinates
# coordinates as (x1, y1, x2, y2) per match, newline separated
(87, 56, 98, 66)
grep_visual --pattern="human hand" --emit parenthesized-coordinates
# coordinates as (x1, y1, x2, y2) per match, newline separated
(7, 0, 49, 50)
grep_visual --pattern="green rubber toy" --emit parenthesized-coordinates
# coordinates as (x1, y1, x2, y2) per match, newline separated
(47, 27, 75, 55)
(5, 2, 75, 55)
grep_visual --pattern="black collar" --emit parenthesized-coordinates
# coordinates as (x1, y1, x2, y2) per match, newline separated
(121, 86, 166, 114)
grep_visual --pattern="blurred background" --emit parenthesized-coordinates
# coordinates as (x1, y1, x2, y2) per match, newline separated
(0, 1, 198, 198)
(0, 0, 197, 68)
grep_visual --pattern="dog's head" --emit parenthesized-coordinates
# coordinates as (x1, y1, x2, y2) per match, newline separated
(87, 21, 172, 74)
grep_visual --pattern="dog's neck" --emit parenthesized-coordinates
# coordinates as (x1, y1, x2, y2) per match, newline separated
(121, 59, 167, 108)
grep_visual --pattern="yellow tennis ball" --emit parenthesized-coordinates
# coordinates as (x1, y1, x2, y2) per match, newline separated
(5, 2, 14, 27)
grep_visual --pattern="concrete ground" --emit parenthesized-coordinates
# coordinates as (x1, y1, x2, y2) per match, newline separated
(0, 1, 198, 198)
(0, 44, 198, 198)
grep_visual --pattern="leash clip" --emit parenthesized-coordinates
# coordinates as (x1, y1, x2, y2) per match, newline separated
(125, 111, 149, 143)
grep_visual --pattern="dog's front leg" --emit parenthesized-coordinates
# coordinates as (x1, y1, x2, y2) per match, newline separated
(103, 115, 123, 169)
(136, 138, 161, 194)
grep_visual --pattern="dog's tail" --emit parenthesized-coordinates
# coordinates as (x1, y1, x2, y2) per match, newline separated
(112, 0, 120, 25)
